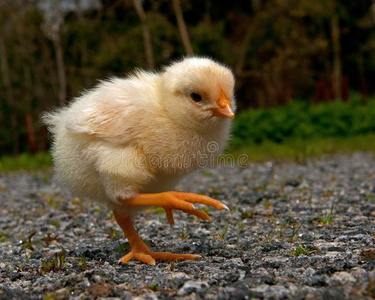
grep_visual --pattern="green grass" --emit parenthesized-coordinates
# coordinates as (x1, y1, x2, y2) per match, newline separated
(230, 133, 375, 163)
(0, 152, 52, 172)
(148, 283, 158, 291)
(77, 254, 88, 271)
(291, 245, 312, 257)
(289, 223, 302, 242)
(180, 224, 189, 240)
(0, 232, 9, 243)
(0, 134, 374, 173)
(314, 204, 335, 225)
(216, 224, 228, 241)
(38, 247, 67, 274)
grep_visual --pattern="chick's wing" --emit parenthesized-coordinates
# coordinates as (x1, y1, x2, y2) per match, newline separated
(65, 77, 151, 145)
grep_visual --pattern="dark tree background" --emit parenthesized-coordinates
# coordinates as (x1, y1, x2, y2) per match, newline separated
(0, 0, 374, 155)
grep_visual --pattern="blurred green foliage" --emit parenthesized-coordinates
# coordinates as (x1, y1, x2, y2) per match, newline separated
(0, 152, 52, 172)
(231, 95, 375, 148)
(0, 0, 374, 155)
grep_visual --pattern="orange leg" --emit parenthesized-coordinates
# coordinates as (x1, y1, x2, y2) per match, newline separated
(115, 191, 229, 264)
(113, 211, 200, 265)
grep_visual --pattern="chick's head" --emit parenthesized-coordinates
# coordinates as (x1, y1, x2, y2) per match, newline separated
(159, 57, 235, 131)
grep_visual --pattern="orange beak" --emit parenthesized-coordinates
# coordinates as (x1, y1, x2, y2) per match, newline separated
(211, 88, 235, 119)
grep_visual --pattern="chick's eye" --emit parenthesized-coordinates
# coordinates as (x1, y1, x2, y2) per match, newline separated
(190, 92, 202, 102)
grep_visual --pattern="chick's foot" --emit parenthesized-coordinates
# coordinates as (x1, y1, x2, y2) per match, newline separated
(113, 211, 200, 264)
(119, 249, 200, 265)
(119, 191, 230, 226)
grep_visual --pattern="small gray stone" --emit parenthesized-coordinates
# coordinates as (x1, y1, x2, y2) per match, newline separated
(327, 271, 356, 286)
(133, 293, 158, 300)
(351, 267, 369, 284)
(177, 281, 210, 296)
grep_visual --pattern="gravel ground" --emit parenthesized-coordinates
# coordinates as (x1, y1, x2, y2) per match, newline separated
(1, 152, 375, 299)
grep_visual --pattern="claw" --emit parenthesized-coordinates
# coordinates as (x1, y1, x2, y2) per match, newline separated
(222, 204, 230, 211)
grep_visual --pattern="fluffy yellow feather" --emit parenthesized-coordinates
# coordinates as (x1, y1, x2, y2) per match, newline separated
(43, 57, 236, 264)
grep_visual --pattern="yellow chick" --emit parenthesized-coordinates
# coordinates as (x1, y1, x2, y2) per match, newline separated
(43, 57, 236, 264)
